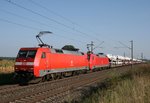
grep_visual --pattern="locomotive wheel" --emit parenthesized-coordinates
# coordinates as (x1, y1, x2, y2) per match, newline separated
(51, 73, 57, 80)
(71, 71, 76, 76)
(41, 76, 46, 82)
(83, 69, 87, 74)
(73, 71, 79, 75)
(46, 74, 51, 81)
(57, 73, 63, 79)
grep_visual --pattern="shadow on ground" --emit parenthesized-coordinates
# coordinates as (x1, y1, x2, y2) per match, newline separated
(0, 72, 18, 85)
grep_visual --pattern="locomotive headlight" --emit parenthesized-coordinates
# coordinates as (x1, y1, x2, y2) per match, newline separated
(15, 68, 18, 71)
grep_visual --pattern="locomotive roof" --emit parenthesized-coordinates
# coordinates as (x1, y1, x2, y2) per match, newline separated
(20, 47, 39, 50)
(51, 48, 84, 55)
(19, 47, 85, 55)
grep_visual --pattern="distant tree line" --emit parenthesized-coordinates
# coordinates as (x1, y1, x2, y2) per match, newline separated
(0, 57, 16, 61)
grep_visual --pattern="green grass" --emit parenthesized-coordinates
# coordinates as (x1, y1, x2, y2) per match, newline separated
(81, 64, 150, 103)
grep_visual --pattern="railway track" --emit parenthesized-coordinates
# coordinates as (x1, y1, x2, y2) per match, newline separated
(0, 84, 18, 91)
(0, 65, 140, 103)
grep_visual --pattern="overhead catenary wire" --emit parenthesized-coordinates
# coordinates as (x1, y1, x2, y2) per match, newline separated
(0, 9, 73, 34)
(4, 0, 75, 29)
(0, 9, 87, 44)
(28, 0, 103, 40)
(118, 41, 131, 49)
(0, 17, 87, 45)
(29, 0, 78, 26)
(0, 9, 51, 28)
(4, 0, 102, 43)
(28, 0, 103, 42)
(93, 41, 104, 50)
(53, 33, 87, 44)
(0, 18, 41, 31)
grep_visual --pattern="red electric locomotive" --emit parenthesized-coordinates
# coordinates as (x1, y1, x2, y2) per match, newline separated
(15, 47, 89, 82)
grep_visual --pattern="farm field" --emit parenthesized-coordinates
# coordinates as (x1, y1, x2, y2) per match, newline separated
(0, 59, 15, 73)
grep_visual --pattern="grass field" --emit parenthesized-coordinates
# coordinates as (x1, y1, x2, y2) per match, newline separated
(82, 63, 150, 103)
(0, 60, 15, 73)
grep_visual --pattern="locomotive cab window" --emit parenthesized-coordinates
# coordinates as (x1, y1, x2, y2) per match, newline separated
(28, 50, 37, 58)
(17, 50, 37, 58)
(41, 52, 46, 58)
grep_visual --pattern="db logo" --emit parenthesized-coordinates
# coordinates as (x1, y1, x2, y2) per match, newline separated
(70, 60, 74, 66)
(22, 62, 27, 65)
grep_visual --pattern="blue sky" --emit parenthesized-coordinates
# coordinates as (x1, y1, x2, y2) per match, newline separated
(0, 0, 150, 59)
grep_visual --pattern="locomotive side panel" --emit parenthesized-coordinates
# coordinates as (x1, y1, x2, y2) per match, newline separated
(96, 56, 109, 67)
(48, 53, 89, 73)
(34, 48, 89, 77)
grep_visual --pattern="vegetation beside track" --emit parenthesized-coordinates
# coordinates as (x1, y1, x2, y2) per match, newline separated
(0, 72, 17, 85)
(0, 59, 15, 85)
(0, 59, 14, 73)
(81, 63, 150, 103)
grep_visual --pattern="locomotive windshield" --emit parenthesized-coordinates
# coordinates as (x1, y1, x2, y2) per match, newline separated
(17, 50, 37, 58)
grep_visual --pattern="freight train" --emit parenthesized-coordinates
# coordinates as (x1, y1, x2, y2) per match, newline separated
(14, 31, 142, 84)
